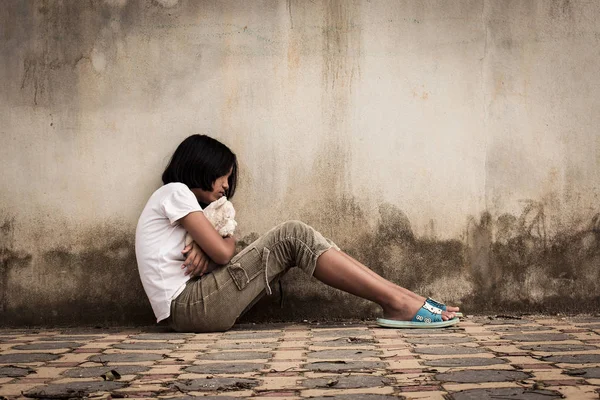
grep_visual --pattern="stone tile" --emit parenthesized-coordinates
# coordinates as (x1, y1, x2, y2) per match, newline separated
(35, 335, 104, 342)
(11, 342, 84, 350)
(172, 377, 261, 392)
(436, 369, 531, 383)
(62, 365, 151, 378)
(422, 357, 508, 367)
(112, 342, 179, 350)
(0, 365, 36, 377)
(301, 375, 393, 389)
(405, 336, 475, 345)
(442, 381, 521, 392)
(306, 349, 379, 359)
(197, 351, 272, 361)
(301, 385, 395, 398)
(304, 361, 387, 372)
(88, 353, 165, 363)
(540, 354, 600, 364)
(186, 363, 266, 374)
(0, 352, 61, 363)
(448, 386, 563, 399)
(128, 333, 194, 340)
(223, 332, 283, 340)
(500, 333, 573, 342)
(210, 341, 277, 350)
(518, 343, 598, 352)
(561, 366, 600, 378)
(411, 346, 486, 355)
(512, 364, 557, 371)
(22, 380, 128, 398)
(311, 329, 372, 338)
(485, 325, 552, 332)
(484, 319, 531, 325)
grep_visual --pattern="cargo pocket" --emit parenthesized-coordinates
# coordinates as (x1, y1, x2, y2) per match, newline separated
(227, 247, 263, 291)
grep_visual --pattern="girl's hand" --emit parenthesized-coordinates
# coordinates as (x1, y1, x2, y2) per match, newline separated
(182, 241, 210, 277)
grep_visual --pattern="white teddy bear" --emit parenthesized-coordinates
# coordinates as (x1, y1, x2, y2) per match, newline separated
(185, 197, 237, 246)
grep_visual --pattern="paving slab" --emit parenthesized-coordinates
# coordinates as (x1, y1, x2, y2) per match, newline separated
(209, 341, 275, 349)
(540, 354, 600, 363)
(11, 342, 83, 350)
(0, 365, 36, 377)
(448, 387, 564, 399)
(0, 353, 60, 363)
(518, 343, 598, 352)
(311, 329, 372, 337)
(88, 353, 165, 363)
(128, 333, 194, 340)
(422, 357, 508, 367)
(307, 349, 379, 359)
(37, 335, 105, 341)
(22, 380, 128, 398)
(484, 319, 530, 325)
(223, 332, 282, 340)
(172, 377, 260, 392)
(304, 361, 388, 372)
(405, 336, 474, 344)
(197, 351, 272, 360)
(486, 326, 551, 332)
(501, 333, 573, 342)
(411, 346, 486, 355)
(562, 366, 600, 378)
(435, 369, 531, 383)
(302, 375, 394, 388)
(186, 363, 266, 374)
(62, 365, 151, 378)
(112, 342, 179, 350)
(315, 337, 377, 347)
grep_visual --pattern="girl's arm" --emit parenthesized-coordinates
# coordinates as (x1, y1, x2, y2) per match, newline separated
(179, 211, 236, 265)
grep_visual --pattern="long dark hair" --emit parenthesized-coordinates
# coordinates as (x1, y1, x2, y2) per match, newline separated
(162, 134, 238, 199)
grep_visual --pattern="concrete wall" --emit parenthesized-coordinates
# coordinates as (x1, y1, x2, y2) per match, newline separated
(1, 0, 599, 326)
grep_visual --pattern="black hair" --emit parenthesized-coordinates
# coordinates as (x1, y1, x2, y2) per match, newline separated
(162, 134, 238, 200)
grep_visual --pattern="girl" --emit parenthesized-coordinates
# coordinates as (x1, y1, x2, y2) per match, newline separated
(135, 135, 460, 332)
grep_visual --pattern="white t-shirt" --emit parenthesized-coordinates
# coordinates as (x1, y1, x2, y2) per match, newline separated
(135, 183, 203, 322)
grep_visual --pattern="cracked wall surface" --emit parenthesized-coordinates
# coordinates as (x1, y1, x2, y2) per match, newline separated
(1, 0, 599, 326)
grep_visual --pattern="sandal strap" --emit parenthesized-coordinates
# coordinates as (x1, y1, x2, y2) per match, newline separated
(426, 297, 447, 310)
(412, 302, 444, 324)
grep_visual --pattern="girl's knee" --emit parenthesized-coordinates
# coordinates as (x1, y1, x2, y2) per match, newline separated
(279, 220, 310, 235)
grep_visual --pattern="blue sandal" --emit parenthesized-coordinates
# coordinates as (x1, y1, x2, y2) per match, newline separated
(376, 301, 460, 329)
(426, 297, 463, 318)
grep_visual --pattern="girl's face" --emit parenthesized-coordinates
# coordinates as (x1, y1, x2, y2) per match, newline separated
(192, 169, 232, 204)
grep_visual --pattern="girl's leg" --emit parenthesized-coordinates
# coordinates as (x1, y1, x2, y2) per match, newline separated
(314, 249, 457, 321)
(338, 252, 461, 314)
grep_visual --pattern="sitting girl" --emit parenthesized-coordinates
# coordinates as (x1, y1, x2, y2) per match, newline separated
(135, 134, 460, 332)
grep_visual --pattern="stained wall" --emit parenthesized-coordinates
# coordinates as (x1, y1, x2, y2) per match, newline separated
(1, 0, 599, 325)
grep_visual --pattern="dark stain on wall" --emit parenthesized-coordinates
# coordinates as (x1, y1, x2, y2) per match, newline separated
(241, 199, 600, 323)
(0, 220, 153, 327)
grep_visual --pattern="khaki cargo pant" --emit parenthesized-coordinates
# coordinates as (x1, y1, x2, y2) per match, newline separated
(169, 220, 339, 332)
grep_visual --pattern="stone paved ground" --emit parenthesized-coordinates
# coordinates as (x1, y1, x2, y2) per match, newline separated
(1, 316, 600, 399)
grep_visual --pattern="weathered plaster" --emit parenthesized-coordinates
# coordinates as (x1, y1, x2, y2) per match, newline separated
(1, 0, 599, 325)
